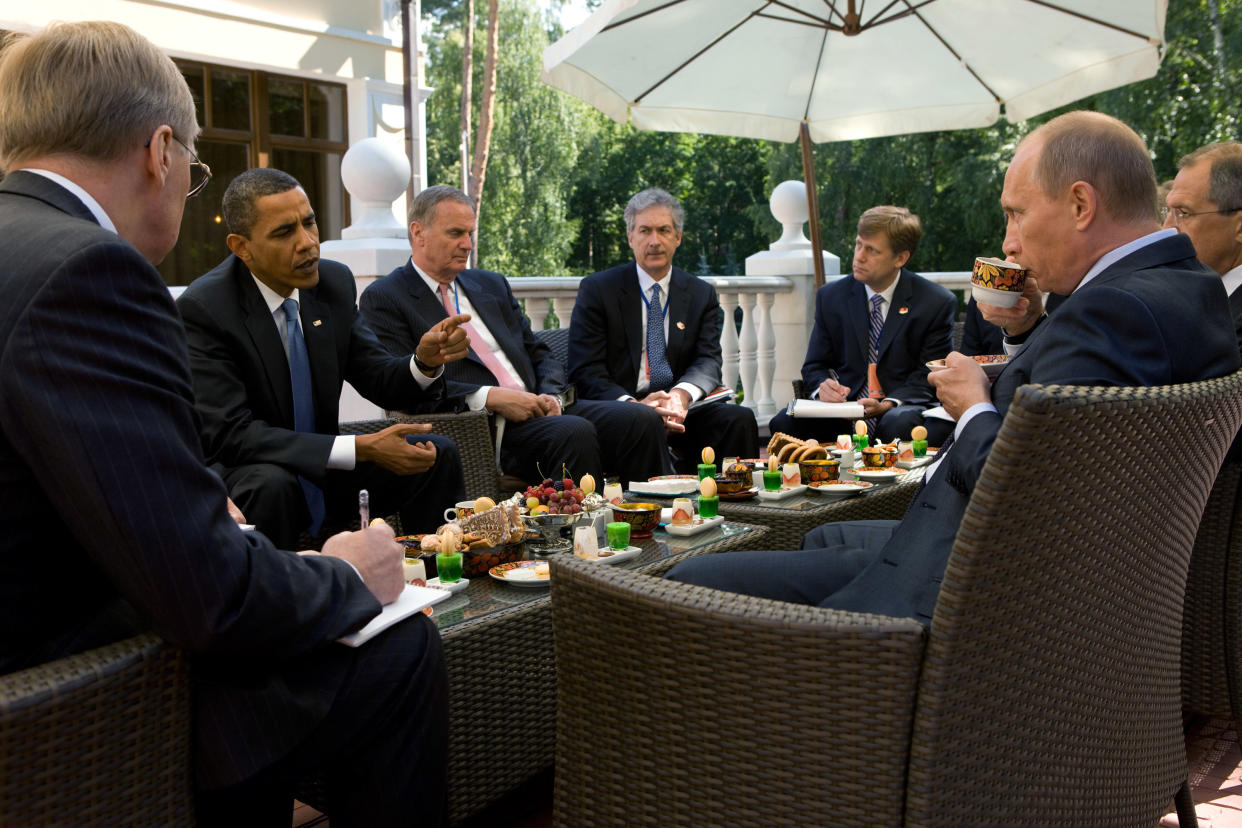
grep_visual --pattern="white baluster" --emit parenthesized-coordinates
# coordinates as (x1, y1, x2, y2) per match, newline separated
(551, 296, 575, 330)
(737, 291, 758, 413)
(719, 292, 740, 400)
(755, 292, 776, 418)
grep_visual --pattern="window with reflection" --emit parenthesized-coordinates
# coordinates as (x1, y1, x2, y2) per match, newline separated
(158, 60, 348, 286)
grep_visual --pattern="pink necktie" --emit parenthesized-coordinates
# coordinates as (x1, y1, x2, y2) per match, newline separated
(439, 282, 525, 391)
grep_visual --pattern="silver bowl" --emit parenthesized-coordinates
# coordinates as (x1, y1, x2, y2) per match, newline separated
(520, 511, 586, 553)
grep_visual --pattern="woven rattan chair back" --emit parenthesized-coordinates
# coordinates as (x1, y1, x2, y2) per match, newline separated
(1181, 462, 1242, 720)
(0, 634, 193, 824)
(906, 374, 1242, 825)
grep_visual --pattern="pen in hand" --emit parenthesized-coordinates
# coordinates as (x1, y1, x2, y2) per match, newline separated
(359, 489, 370, 528)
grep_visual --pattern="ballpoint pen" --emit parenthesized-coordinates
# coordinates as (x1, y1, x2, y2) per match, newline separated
(359, 489, 370, 528)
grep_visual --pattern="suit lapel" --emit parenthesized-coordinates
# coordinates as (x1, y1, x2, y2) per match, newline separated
(458, 270, 536, 387)
(235, 262, 296, 427)
(876, 269, 912, 359)
(663, 268, 688, 375)
(849, 280, 870, 362)
(621, 265, 644, 383)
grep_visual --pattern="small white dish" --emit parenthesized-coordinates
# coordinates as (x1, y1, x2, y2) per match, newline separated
(849, 467, 904, 482)
(489, 560, 552, 587)
(807, 481, 873, 496)
(591, 546, 642, 564)
(897, 456, 935, 470)
(757, 484, 807, 501)
(427, 576, 469, 594)
(664, 515, 725, 537)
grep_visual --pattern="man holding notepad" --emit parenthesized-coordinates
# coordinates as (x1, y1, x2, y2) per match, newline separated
(769, 205, 956, 444)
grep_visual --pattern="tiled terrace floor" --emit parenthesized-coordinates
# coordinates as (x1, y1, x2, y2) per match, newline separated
(293, 720, 1242, 827)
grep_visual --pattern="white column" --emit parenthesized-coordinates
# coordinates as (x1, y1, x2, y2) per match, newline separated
(737, 291, 758, 413)
(551, 296, 575, 330)
(754, 292, 776, 419)
(719, 291, 740, 399)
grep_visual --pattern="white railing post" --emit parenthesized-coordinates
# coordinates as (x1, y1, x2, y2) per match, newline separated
(718, 291, 740, 399)
(754, 291, 776, 418)
(737, 291, 758, 414)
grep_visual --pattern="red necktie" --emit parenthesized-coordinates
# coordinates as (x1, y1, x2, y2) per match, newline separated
(439, 282, 524, 391)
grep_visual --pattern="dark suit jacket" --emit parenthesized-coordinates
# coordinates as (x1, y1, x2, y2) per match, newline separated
(1230, 286, 1242, 356)
(0, 171, 383, 787)
(800, 268, 955, 405)
(827, 234, 1241, 623)
(962, 292, 1067, 357)
(359, 262, 564, 409)
(176, 256, 441, 480)
(568, 262, 723, 399)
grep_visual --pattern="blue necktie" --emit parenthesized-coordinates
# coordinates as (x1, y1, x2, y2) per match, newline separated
(646, 283, 674, 392)
(282, 298, 325, 536)
(864, 293, 885, 436)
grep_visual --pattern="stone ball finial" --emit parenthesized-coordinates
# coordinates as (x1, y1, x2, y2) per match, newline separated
(341, 137, 410, 204)
(768, 180, 811, 251)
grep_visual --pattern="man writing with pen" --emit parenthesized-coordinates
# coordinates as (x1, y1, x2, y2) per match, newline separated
(177, 168, 470, 548)
(767, 205, 957, 443)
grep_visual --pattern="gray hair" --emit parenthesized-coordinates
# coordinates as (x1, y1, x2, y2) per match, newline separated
(221, 168, 302, 237)
(624, 188, 684, 235)
(408, 184, 475, 226)
(1179, 142, 1242, 211)
(0, 21, 197, 171)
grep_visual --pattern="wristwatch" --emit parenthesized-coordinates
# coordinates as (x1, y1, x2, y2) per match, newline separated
(413, 354, 437, 375)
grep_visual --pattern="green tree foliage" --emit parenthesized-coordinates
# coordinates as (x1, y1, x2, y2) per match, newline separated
(423, 0, 1242, 276)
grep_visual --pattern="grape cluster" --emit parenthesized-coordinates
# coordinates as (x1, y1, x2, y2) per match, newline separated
(524, 477, 586, 515)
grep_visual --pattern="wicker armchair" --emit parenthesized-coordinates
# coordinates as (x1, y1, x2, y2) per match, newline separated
(550, 372, 1242, 826)
(0, 634, 193, 824)
(1181, 462, 1242, 723)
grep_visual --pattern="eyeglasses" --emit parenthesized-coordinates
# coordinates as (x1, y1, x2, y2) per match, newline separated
(144, 134, 212, 198)
(1162, 205, 1240, 226)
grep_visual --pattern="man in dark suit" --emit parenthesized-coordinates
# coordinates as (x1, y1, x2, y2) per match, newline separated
(768, 205, 956, 444)
(669, 111, 1240, 625)
(360, 185, 669, 485)
(0, 21, 448, 826)
(178, 169, 470, 548)
(1163, 141, 1242, 353)
(568, 188, 760, 471)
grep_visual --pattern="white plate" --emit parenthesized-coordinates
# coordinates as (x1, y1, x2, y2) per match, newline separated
(627, 478, 700, 496)
(427, 576, 469, 594)
(757, 484, 807, 501)
(897, 456, 935, 469)
(807, 480, 873, 496)
(927, 354, 1011, 379)
(489, 560, 552, 587)
(849, 467, 904, 482)
(663, 515, 726, 537)
(589, 546, 642, 564)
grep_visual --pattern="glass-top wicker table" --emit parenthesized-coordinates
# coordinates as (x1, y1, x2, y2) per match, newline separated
(625, 467, 926, 550)
(433, 520, 768, 825)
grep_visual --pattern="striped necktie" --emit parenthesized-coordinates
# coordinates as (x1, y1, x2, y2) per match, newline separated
(864, 293, 885, 436)
(438, 282, 524, 390)
(281, 298, 325, 536)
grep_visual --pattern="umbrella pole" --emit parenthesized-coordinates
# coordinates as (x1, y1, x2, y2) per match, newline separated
(800, 122, 827, 290)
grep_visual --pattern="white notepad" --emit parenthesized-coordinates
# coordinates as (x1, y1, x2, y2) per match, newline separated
(337, 583, 454, 647)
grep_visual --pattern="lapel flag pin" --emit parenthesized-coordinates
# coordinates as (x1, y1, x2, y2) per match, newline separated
(898, 307, 908, 315)
(676, 321, 685, 330)
(313, 320, 323, 327)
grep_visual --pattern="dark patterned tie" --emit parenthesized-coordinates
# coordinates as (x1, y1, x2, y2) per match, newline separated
(282, 298, 325, 535)
(864, 293, 884, 436)
(646, 283, 674, 392)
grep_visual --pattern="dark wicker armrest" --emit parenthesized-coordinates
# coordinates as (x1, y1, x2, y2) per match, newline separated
(384, 408, 501, 498)
(549, 556, 926, 824)
(0, 633, 193, 824)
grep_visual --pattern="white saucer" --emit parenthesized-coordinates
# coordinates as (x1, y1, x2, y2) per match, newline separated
(757, 484, 807, 501)
(589, 546, 642, 564)
(664, 515, 725, 537)
(427, 576, 469, 593)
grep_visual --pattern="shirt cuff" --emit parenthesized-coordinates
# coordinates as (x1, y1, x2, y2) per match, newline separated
(328, 435, 356, 470)
(408, 355, 443, 388)
(953, 401, 997, 441)
(468, 386, 492, 412)
(674, 381, 704, 403)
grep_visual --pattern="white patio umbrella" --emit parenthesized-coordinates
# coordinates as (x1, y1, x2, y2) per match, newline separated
(542, 0, 1168, 285)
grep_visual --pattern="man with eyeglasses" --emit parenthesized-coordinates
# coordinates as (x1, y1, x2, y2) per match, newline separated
(0, 22, 451, 826)
(1164, 142, 1242, 353)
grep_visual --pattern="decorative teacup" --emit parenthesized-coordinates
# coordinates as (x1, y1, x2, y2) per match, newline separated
(443, 500, 476, 522)
(612, 502, 661, 538)
(861, 446, 899, 468)
(971, 257, 1027, 308)
(798, 458, 840, 486)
